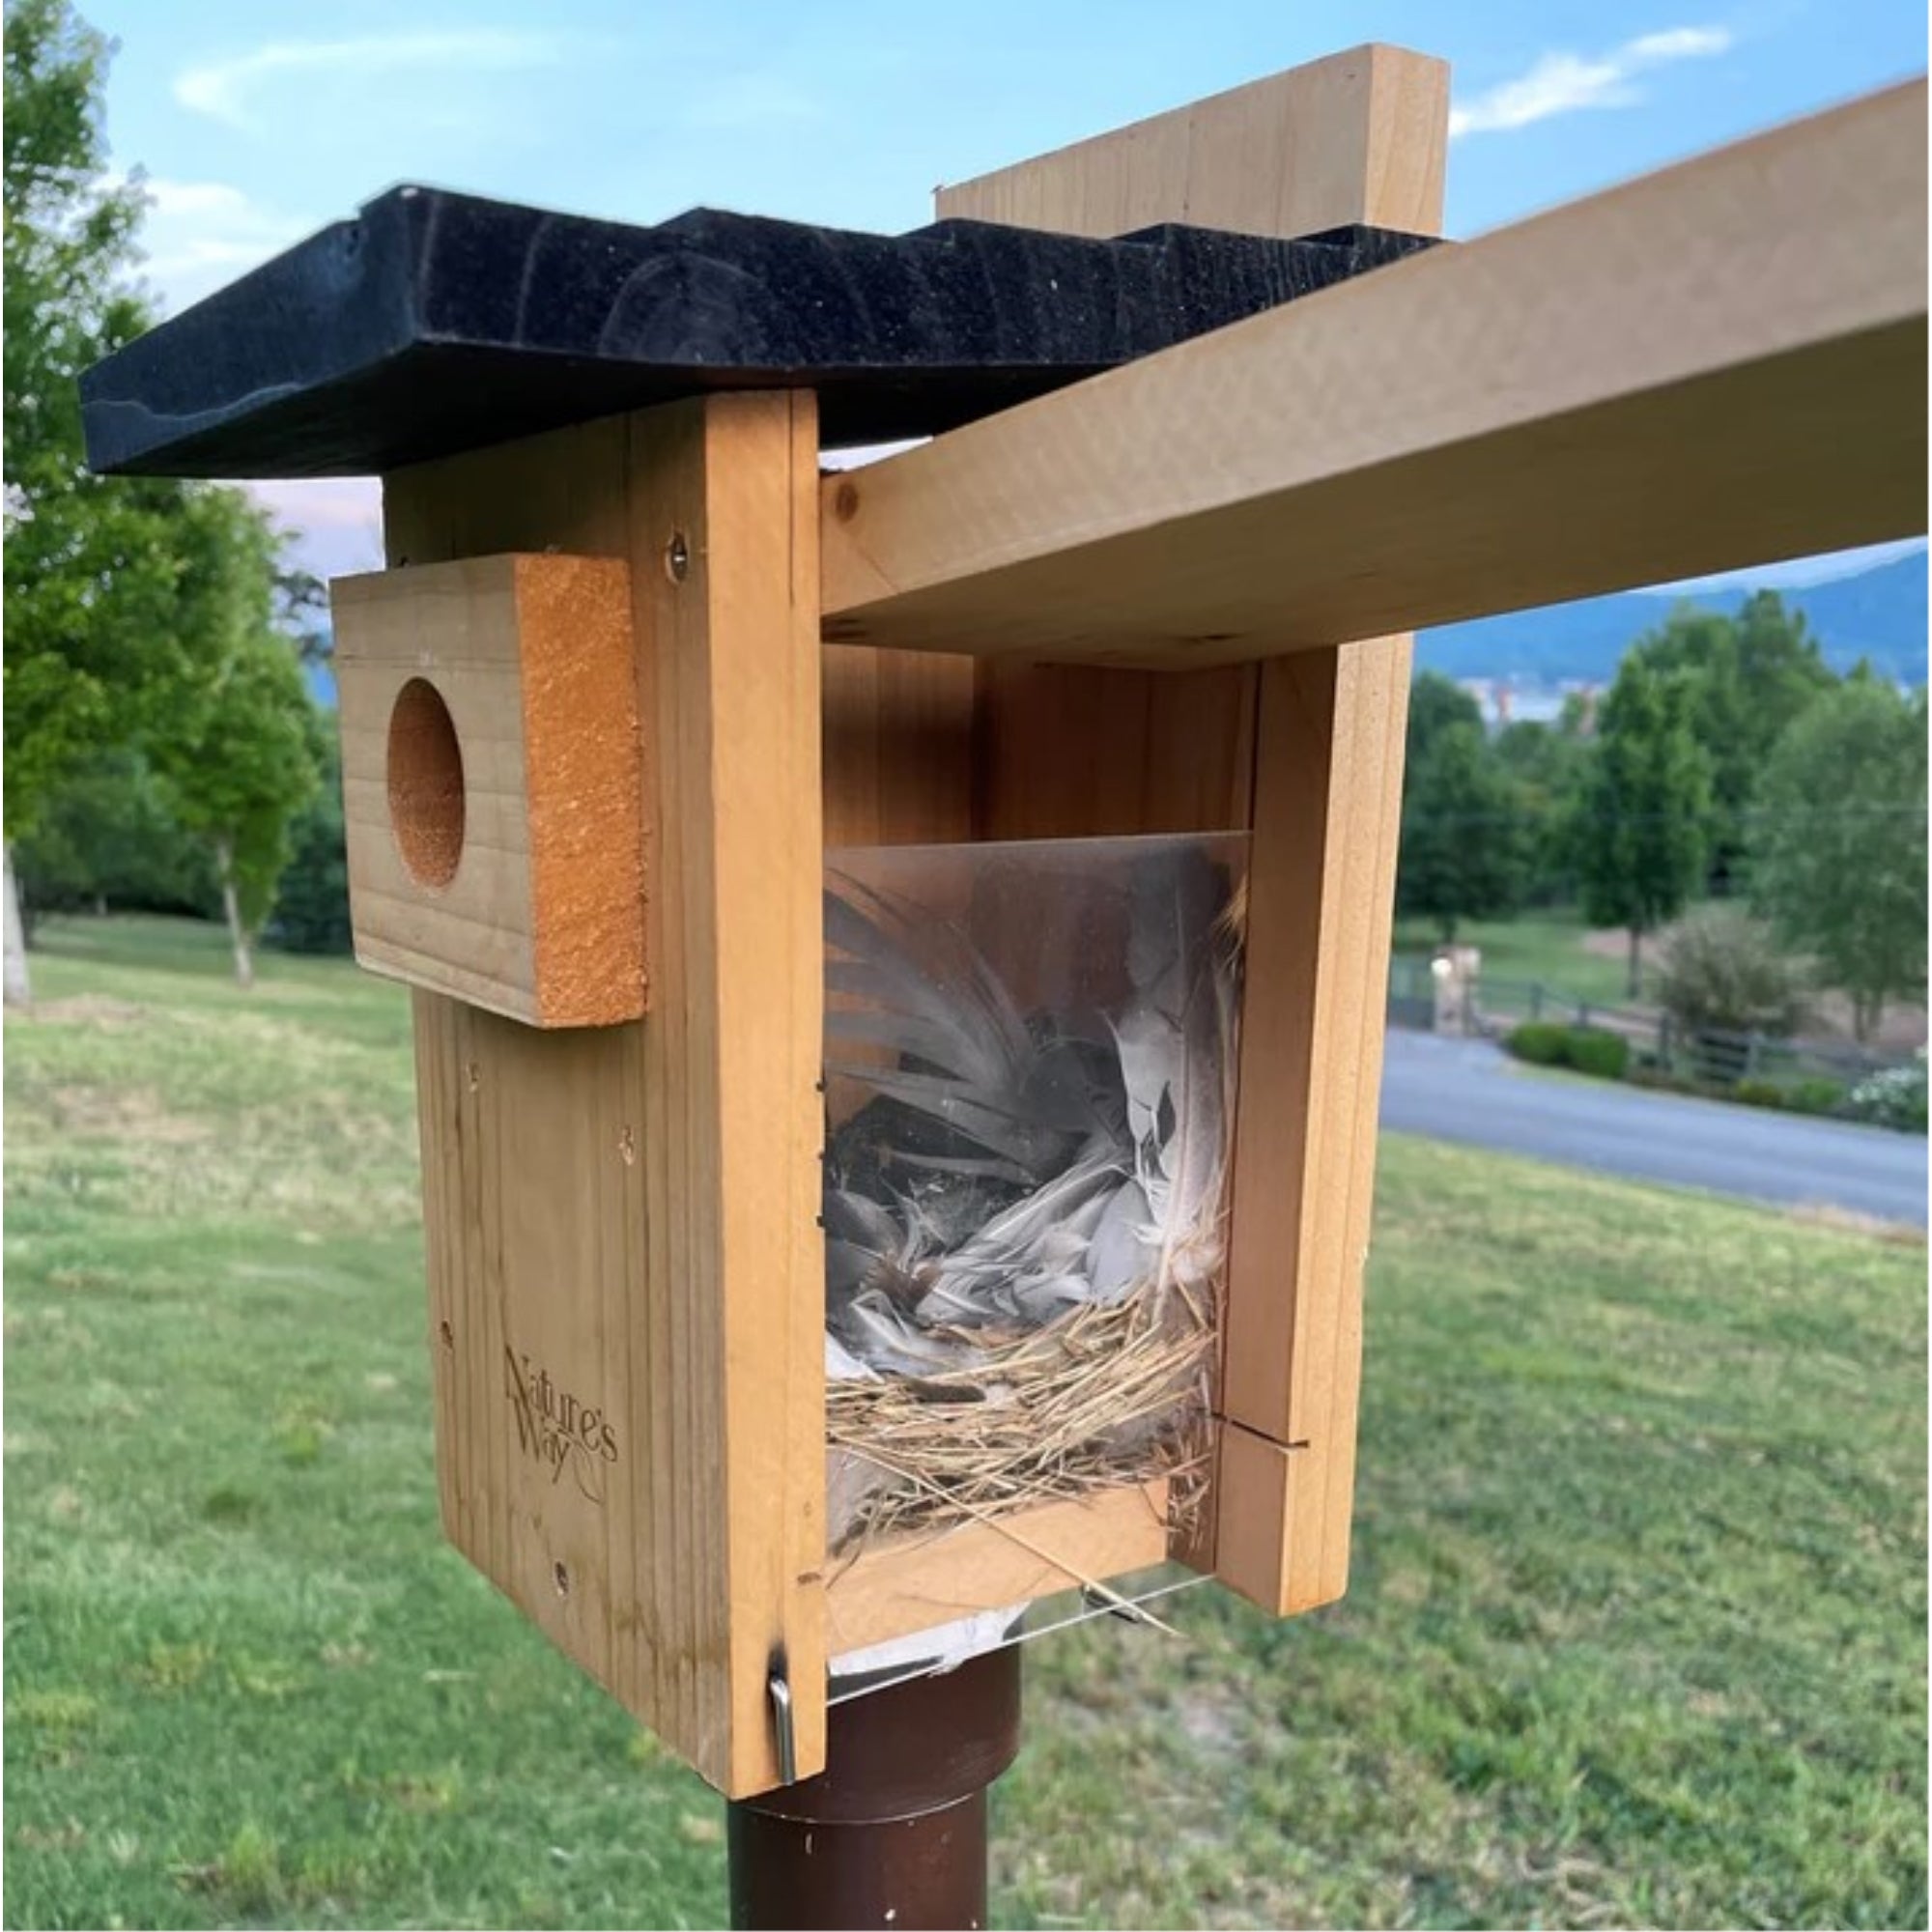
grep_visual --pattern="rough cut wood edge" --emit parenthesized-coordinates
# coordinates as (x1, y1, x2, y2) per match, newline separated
(826, 80, 1928, 663)
(384, 397, 827, 1800)
(939, 43, 1446, 240)
(825, 1479, 1171, 1658)
(513, 554, 647, 1026)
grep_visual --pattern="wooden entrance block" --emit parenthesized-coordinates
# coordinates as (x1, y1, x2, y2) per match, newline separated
(332, 553, 645, 1029)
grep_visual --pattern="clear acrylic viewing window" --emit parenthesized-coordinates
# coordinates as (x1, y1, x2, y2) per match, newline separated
(822, 831, 1249, 1551)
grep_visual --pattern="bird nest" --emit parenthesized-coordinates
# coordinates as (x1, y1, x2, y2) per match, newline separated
(820, 833, 1245, 1552)
(826, 1275, 1216, 1550)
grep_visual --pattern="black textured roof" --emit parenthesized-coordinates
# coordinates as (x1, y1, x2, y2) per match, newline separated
(81, 185, 1435, 479)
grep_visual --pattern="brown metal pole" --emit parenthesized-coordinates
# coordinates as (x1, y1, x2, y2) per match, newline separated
(726, 1646, 1023, 1930)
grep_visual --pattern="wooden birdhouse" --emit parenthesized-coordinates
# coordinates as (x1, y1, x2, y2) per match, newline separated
(81, 43, 1926, 1803)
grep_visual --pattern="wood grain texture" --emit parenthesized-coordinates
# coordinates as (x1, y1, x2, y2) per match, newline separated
(384, 396, 827, 1799)
(938, 44, 1446, 240)
(828, 81, 1928, 664)
(826, 1481, 1171, 1659)
(975, 662, 1257, 839)
(821, 640, 976, 847)
(333, 554, 644, 1027)
(1210, 1422, 1298, 1612)
(1216, 641, 1412, 1608)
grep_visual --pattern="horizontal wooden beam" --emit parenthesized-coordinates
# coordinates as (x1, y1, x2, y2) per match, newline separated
(821, 80, 1927, 667)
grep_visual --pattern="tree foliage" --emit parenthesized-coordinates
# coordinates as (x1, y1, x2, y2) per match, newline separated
(1750, 675, 1927, 1040)
(266, 739, 352, 955)
(12, 747, 213, 927)
(1577, 655, 1712, 993)
(2, 0, 191, 834)
(1406, 669, 1486, 761)
(1628, 594, 1834, 891)
(1397, 713, 1526, 942)
(1493, 716, 1589, 905)
(4, 0, 325, 991)
(150, 488, 324, 983)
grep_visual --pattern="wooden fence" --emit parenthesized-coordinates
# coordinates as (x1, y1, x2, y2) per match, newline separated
(1388, 957, 1915, 1089)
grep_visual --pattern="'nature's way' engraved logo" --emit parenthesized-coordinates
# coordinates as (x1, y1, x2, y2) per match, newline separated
(503, 1349, 618, 1503)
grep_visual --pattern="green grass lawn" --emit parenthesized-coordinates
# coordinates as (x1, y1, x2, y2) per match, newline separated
(7, 917, 1926, 1930)
(1393, 909, 1638, 1009)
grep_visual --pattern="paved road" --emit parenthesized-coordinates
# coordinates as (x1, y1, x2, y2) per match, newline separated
(1379, 1030, 1928, 1226)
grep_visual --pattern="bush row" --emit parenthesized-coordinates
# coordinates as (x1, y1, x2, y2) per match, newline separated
(1508, 1024, 1928, 1134)
(1504, 1022, 1630, 1080)
(1626, 1065, 1847, 1117)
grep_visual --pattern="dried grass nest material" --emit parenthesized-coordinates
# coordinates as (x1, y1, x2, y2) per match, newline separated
(825, 1279, 1215, 1551)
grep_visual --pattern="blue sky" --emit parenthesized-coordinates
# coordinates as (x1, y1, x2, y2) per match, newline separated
(90, 0, 1927, 586)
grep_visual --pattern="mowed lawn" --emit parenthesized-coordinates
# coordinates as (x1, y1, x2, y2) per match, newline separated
(6, 917, 1925, 1931)
(1392, 909, 1636, 1008)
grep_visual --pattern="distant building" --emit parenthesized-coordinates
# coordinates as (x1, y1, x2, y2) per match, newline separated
(1456, 679, 1600, 731)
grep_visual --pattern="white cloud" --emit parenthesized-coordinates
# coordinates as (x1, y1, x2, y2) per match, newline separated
(1625, 26, 1733, 61)
(1449, 24, 1735, 139)
(132, 177, 312, 314)
(175, 30, 562, 132)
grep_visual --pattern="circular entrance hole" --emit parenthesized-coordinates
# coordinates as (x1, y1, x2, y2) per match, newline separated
(386, 678, 466, 889)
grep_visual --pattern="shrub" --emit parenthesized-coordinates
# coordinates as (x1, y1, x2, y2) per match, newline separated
(1655, 903, 1805, 1038)
(1843, 1058, 1929, 1134)
(1505, 1022, 1628, 1081)
(1564, 1029, 1630, 1080)
(1732, 1078, 1786, 1110)
(1507, 1022, 1570, 1066)
(1787, 1078, 1848, 1118)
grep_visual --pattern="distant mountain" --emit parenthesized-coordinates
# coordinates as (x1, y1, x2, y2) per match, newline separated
(1417, 551, 1928, 688)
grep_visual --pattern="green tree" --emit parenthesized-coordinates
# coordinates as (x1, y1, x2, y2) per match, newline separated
(1397, 715, 1526, 942)
(5, 0, 321, 996)
(152, 493, 325, 987)
(1577, 656, 1712, 995)
(11, 746, 214, 928)
(266, 739, 352, 956)
(1630, 595, 1834, 891)
(3, 0, 188, 999)
(1494, 717, 1588, 905)
(1406, 669, 1486, 763)
(1750, 676, 1927, 1041)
